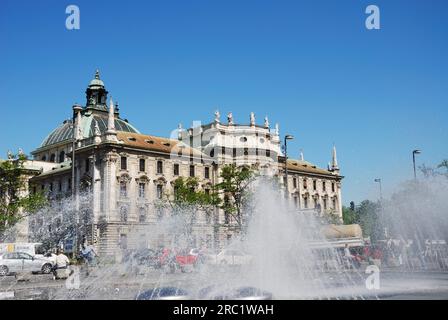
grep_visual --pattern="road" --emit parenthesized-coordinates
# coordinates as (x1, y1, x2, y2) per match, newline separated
(1, 265, 448, 300)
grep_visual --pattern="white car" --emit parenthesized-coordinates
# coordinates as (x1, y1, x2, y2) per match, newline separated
(211, 249, 252, 265)
(0, 252, 53, 276)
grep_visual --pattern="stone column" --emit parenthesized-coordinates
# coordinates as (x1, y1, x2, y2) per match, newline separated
(337, 181, 343, 219)
(103, 151, 119, 222)
(92, 153, 101, 222)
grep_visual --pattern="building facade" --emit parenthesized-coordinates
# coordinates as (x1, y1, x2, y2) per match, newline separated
(6, 71, 343, 257)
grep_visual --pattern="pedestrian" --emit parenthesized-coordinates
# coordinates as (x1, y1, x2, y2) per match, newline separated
(343, 244, 353, 269)
(80, 244, 98, 276)
(52, 248, 71, 280)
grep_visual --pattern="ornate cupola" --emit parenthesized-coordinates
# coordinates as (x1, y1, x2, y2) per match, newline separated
(85, 69, 109, 112)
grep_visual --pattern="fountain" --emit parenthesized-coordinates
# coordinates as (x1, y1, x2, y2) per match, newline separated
(2, 174, 448, 300)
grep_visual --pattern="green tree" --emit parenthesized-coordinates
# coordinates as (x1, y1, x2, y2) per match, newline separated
(0, 153, 47, 238)
(156, 177, 220, 244)
(437, 159, 448, 177)
(356, 200, 383, 241)
(216, 164, 255, 230)
(419, 159, 448, 178)
(342, 205, 357, 225)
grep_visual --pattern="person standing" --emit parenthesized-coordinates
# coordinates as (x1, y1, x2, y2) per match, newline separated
(80, 244, 98, 276)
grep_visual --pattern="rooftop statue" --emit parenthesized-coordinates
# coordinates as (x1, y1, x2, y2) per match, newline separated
(227, 112, 234, 125)
(264, 116, 270, 128)
(214, 110, 220, 123)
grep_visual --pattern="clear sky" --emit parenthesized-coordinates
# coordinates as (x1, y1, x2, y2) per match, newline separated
(0, 0, 447, 205)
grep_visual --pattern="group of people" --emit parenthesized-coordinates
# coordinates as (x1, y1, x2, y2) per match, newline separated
(47, 243, 98, 279)
(337, 239, 448, 271)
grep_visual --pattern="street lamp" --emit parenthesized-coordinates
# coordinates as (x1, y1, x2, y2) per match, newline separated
(374, 178, 386, 239)
(374, 178, 382, 201)
(412, 149, 421, 180)
(284, 135, 294, 195)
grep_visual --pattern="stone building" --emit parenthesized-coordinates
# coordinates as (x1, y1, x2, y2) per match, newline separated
(4, 71, 343, 257)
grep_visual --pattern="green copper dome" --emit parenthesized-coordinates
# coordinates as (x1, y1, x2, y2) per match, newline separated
(89, 69, 105, 88)
(39, 114, 140, 148)
(36, 70, 140, 150)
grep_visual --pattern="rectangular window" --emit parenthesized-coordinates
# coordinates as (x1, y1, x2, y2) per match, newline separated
(157, 161, 163, 174)
(67, 179, 71, 191)
(313, 180, 317, 191)
(304, 197, 308, 209)
(332, 182, 335, 192)
(58, 181, 62, 192)
(333, 199, 336, 209)
(139, 207, 146, 223)
(190, 165, 195, 177)
(121, 157, 127, 170)
(204, 167, 210, 179)
(119, 234, 128, 250)
(139, 159, 146, 172)
(120, 207, 128, 222)
(322, 181, 326, 192)
(174, 163, 179, 176)
(323, 198, 327, 210)
(139, 183, 145, 198)
(303, 179, 307, 189)
(293, 178, 297, 189)
(266, 149, 271, 158)
(233, 148, 237, 158)
(157, 185, 163, 199)
(85, 158, 90, 173)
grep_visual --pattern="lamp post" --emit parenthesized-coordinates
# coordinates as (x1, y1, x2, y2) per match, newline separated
(412, 149, 421, 180)
(284, 135, 294, 195)
(374, 178, 386, 239)
(374, 178, 382, 201)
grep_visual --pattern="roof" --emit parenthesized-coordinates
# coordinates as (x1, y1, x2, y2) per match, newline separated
(116, 132, 207, 159)
(31, 162, 72, 179)
(282, 159, 339, 177)
(39, 114, 140, 149)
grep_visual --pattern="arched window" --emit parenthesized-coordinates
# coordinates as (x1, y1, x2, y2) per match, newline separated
(41, 155, 47, 162)
(59, 151, 65, 163)
(50, 154, 56, 162)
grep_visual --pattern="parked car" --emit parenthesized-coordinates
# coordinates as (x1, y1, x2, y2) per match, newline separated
(0, 252, 53, 276)
(210, 249, 252, 265)
(155, 248, 201, 273)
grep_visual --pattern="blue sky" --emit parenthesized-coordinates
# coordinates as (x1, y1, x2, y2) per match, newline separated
(0, 0, 447, 205)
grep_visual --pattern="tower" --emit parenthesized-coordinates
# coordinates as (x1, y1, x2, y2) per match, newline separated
(85, 69, 109, 111)
(330, 145, 339, 173)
